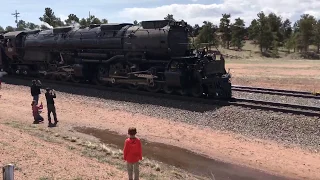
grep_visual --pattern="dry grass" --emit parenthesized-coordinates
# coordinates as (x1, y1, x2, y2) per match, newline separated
(3, 121, 208, 180)
(217, 41, 320, 92)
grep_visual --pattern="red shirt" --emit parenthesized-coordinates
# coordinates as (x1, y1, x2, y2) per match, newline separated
(32, 104, 42, 117)
(123, 137, 142, 163)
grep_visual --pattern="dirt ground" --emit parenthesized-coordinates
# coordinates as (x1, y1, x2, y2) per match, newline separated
(1, 83, 320, 180)
(0, 123, 127, 180)
(225, 59, 320, 92)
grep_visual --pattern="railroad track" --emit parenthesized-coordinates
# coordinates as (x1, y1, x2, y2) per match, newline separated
(2, 75, 320, 117)
(232, 85, 320, 99)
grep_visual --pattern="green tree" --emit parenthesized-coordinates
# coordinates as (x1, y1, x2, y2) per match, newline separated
(296, 14, 317, 52)
(5, 26, 14, 32)
(101, 19, 108, 24)
(231, 18, 245, 50)
(281, 19, 292, 42)
(256, 11, 273, 52)
(285, 33, 298, 53)
(39, 7, 64, 27)
(193, 24, 201, 37)
(79, 18, 87, 27)
(267, 13, 283, 44)
(0, 26, 4, 32)
(133, 20, 138, 25)
(313, 20, 320, 53)
(88, 15, 101, 24)
(164, 14, 175, 21)
(219, 13, 232, 49)
(271, 32, 279, 57)
(196, 21, 219, 48)
(26, 22, 39, 30)
(16, 20, 27, 30)
(248, 19, 259, 40)
(65, 14, 80, 25)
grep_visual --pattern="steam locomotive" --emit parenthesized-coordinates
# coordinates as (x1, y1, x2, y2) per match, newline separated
(0, 20, 231, 99)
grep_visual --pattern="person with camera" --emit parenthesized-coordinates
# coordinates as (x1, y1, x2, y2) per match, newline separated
(30, 80, 42, 105)
(45, 87, 58, 127)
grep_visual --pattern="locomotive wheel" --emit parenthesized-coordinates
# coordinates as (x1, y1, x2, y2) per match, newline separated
(128, 84, 140, 90)
(60, 74, 71, 82)
(94, 65, 108, 86)
(191, 83, 204, 97)
(163, 85, 174, 94)
(70, 75, 81, 83)
(177, 89, 188, 96)
(56, 74, 64, 81)
(146, 82, 161, 93)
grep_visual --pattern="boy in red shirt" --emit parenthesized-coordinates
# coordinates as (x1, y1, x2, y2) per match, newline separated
(123, 127, 142, 180)
(31, 100, 44, 124)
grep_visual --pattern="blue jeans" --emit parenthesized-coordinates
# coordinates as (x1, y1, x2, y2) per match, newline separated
(33, 95, 39, 104)
(33, 114, 44, 123)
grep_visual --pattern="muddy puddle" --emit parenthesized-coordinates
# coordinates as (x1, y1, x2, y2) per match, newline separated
(74, 127, 288, 180)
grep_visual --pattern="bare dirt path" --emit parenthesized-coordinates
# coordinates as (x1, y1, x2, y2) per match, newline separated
(1, 82, 320, 180)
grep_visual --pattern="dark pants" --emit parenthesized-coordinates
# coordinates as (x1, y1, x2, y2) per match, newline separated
(47, 104, 57, 124)
(33, 95, 39, 105)
(33, 114, 44, 123)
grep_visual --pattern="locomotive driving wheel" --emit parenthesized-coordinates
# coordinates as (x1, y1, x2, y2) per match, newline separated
(146, 80, 161, 93)
(94, 65, 108, 86)
(191, 83, 204, 97)
(127, 83, 140, 90)
(70, 75, 81, 83)
(163, 84, 174, 94)
(177, 89, 188, 96)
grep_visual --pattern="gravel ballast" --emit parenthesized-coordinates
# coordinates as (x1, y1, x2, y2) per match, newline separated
(233, 91, 320, 107)
(3, 79, 320, 151)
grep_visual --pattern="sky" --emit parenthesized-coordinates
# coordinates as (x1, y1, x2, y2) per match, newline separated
(1, 0, 320, 28)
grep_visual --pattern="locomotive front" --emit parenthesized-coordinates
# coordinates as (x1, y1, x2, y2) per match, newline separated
(124, 20, 231, 99)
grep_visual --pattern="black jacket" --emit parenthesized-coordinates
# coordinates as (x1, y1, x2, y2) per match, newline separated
(31, 84, 41, 96)
(45, 92, 56, 105)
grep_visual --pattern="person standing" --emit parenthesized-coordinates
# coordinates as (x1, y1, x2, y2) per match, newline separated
(45, 88, 58, 127)
(0, 69, 7, 89)
(123, 127, 142, 180)
(0, 69, 7, 98)
(30, 80, 42, 104)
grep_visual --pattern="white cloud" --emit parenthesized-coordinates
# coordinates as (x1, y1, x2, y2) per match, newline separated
(118, 0, 320, 26)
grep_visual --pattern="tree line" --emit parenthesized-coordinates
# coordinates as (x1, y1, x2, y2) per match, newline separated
(1, 8, 320, 57)
(0, 8, 108, 32)
(179, 12, 320, 57)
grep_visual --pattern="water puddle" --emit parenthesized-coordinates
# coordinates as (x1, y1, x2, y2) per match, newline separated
(74, 127, 288, 180)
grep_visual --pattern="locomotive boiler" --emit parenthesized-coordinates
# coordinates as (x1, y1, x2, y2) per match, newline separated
(0, 20, 232, 99)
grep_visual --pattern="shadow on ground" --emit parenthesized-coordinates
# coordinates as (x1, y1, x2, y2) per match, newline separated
(2, 77, 227, 113)
(75, 126, 291, 180)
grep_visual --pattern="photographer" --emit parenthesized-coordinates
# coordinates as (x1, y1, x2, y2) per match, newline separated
(45, 87, 58, 127)
(30, 80, 42, 104)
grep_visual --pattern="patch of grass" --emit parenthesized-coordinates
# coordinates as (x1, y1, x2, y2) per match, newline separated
(68, 145, 76, 150)
(2, 121, 209, 180)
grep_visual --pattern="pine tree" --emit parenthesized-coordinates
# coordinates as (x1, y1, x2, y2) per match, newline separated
(231, 18, 245, 50)
(219, 14, 231, 49)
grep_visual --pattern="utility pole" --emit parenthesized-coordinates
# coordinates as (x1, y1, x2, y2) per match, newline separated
(11, 10, 20, 28)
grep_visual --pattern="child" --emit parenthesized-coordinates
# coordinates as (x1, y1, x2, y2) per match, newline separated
(31, 100, 44, 124)
(123, 127, 142, 180)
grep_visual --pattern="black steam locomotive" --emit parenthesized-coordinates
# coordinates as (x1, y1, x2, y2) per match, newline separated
(0, 20, 231, 98)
